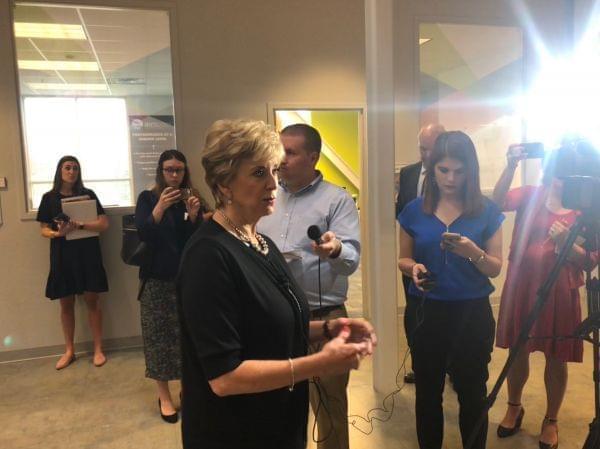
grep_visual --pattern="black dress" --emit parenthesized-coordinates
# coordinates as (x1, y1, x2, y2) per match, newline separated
(36, 189, 108, 300)
(177, 219, 310, 449)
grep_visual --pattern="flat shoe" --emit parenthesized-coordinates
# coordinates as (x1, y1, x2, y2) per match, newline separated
(55, 353, 76, 370)
(93, 353, 107, 367)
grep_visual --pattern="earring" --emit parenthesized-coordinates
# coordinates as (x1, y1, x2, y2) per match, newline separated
(227, 198, 232, 205)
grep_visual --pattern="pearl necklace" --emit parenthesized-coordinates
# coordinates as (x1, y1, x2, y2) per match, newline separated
(218, 210, 269, 256)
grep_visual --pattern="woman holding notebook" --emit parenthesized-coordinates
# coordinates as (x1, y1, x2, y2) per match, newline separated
(36, 155, 109, 370)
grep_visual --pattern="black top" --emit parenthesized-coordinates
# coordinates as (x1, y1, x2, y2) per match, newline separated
(396, 161, 422, 217)
(177, 219, 310, 449)
(36, 188, 108, 299)
(134, 190, 198, 281)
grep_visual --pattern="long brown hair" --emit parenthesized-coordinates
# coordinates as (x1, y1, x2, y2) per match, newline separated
(422, 131, 484, 217)
(51, 155, 84, 194)
(151, 149, 193, 196)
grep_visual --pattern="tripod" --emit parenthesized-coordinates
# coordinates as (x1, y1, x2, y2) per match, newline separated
(578, 227, 600, 449)
(465, 214, 599, 449)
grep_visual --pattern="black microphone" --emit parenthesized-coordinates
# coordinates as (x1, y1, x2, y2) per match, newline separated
(307, 225, 322, 244)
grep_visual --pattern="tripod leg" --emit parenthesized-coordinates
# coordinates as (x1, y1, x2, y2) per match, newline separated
(581, 417, 600, 449)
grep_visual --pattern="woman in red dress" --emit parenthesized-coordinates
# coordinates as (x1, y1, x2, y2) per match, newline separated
(493, 143, 599, 449)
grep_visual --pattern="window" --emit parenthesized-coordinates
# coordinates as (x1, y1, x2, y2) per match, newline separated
(13, 3, 177, 210)
(24, 97, 130, 208)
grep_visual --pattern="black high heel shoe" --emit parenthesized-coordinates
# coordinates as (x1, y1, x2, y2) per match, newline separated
(497, 402, 525, 438)
(158, 398, 179, 424)
(539, 416, 559, 449)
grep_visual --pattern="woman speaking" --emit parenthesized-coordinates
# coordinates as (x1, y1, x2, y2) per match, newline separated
(178, 119, 376, 449)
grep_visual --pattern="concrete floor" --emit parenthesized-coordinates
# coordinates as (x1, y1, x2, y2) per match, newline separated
(1, 273, 597, 449)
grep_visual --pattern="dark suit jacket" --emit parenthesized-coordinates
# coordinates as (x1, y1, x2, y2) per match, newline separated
(395, 161, 422, 218)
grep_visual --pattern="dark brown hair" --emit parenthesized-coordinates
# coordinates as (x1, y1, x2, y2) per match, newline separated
(51, 155, 84, 194)
(541, 140, 600, 186)
(422, 131, 484, 217)
(151, 149, 193, 196)
(280, 123, 322, 154)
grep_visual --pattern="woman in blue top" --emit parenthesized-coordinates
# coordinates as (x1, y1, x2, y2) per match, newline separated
(398, 131, 505, 449)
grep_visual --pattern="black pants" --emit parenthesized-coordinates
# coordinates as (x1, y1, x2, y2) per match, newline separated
(402, 276, 423, 371)
(411, 297, 495, 449)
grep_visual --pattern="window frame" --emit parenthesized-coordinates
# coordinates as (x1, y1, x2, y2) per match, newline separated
(8, 0, 183, 219)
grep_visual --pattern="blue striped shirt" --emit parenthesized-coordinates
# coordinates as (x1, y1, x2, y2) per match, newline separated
(258, 173, 361, 310)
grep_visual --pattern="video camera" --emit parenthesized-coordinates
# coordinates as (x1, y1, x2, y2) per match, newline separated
(562, 176, 600, 220)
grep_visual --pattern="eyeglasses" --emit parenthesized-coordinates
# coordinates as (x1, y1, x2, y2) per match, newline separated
(163, 168, 185, 175)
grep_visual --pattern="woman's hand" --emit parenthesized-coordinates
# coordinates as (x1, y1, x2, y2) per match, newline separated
(56, 220, 77, 237)
(157, 187, 181, 212)
(549, 220, 569, 248)
(319, 326, 368, 376)
(442, 235, 482, 260)
(411, 263, 428, 291)
(327, 318, 377, 355)
(185, 196, 201, 222)
(506, 144, 526, 169)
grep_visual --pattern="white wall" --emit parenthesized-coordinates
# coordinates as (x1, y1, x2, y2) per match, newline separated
(0, 0, 582, 362)
(0, 0, 366, 358)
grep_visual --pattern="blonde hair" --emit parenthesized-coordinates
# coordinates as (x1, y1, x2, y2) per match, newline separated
(201, 119, 284, 207)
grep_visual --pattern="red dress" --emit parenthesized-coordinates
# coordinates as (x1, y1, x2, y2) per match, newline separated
(496, 186, 591, 363)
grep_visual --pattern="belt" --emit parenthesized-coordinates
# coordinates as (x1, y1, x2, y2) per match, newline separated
(309, 304, 344, 318)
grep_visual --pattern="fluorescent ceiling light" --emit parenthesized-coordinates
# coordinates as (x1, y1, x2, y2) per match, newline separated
(28, 83, 107, 91)
(19, 60, 99, 71)
(14, 22, 86, 40)
(419, 38, 432, 45)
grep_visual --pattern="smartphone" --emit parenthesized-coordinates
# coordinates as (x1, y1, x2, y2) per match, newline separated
(180, 188, 193, 200)
(53, 212, 71, 223)
(442, 232, 461, 241)
(521, 142, 545, 159)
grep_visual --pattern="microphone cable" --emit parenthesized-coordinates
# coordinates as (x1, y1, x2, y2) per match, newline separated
(346, 289, 427, 435)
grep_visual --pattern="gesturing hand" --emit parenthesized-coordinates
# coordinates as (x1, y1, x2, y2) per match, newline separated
(328, 318, 377, 356)
(320, 326, 368, 376)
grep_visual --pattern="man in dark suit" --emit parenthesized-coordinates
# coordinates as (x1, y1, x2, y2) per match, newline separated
(396, 123, 445, 383)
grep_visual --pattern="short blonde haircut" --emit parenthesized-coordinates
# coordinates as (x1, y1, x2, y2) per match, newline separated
(201, 119, 284, 207)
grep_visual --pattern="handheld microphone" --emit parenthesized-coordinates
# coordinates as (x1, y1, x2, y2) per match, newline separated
(307, 225, 322, 244)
